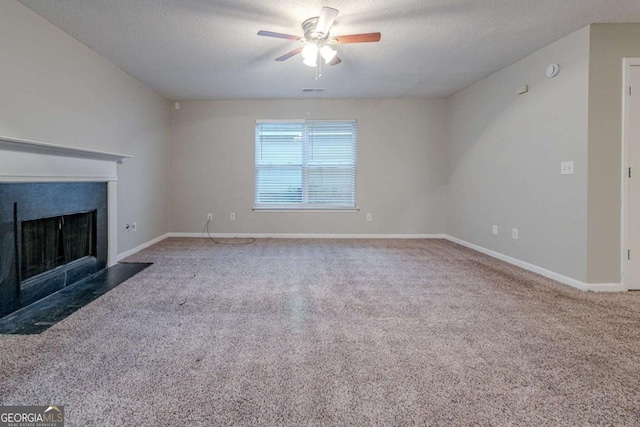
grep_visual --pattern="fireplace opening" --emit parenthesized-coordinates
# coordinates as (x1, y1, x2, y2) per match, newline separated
(21, 211, 97, 281)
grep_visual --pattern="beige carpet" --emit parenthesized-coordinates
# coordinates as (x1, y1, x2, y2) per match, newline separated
(2, 238, 640, 426)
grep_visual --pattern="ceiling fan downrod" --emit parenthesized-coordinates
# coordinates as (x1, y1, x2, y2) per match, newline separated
(316, 41, 322, 80)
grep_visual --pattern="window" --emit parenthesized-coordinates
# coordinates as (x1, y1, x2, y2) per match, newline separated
(255, 120, 357, 210)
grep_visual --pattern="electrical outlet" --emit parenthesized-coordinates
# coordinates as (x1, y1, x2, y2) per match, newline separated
(230, 212, 235, 221)
(518, 85, 529, 95)
(207, 213, 213, 221)
(131, 221, 137, 232)
(492, 225, 498, 236)
(561, 161, 574, 175)
(512, 228, 519, 240)
(366, 213, 372, 222)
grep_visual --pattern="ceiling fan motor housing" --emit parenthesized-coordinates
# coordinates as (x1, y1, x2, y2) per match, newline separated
(302, 17, 326, 42)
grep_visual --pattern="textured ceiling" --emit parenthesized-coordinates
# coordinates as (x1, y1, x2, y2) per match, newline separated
(18, 0, 640, 100)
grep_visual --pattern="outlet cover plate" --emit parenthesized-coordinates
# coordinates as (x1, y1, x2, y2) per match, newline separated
(561, 161, 574, 175)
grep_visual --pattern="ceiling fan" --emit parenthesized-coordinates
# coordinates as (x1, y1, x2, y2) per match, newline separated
(258, 7, 381, 79)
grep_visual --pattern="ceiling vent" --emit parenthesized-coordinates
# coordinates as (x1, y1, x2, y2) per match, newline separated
(302, 88, 325, 93)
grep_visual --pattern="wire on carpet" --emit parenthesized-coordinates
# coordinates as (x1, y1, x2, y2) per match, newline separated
(205, 219, 255, 245)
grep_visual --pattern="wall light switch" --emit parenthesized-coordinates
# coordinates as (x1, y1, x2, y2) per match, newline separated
(366, 213, 372, 222)
(492, 225, 498, 236)
(230, 212, 235, 221)
(561, 161, 575, 175)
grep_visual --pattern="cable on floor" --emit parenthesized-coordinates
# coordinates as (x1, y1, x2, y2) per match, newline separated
(205, 219, 255, 245)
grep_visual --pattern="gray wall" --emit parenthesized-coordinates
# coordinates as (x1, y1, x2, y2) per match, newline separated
(0, 1, 171, 254)
(169, 99, 447, 235)
(446, 26, 591, 282)
(587, 24, 640, 284)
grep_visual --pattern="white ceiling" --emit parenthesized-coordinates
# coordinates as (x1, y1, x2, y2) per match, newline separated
(18, 0, 640, 100)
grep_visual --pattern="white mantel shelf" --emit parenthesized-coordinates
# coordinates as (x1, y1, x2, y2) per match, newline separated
(0, 135, 132, 163)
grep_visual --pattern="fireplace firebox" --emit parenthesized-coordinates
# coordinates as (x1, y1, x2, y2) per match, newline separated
(21, 211, 97, 281)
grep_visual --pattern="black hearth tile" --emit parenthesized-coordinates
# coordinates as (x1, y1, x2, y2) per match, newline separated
(20, 273, 66, 307)
(0, 262, 151, 335)
(65, 257, 100, 286)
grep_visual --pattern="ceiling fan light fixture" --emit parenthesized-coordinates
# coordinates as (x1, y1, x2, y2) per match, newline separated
(320, 45, 337, 63)
(302, 44, 318, 60)
(303, 56, 317, 67)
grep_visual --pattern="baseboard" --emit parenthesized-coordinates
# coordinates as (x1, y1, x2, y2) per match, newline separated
(444, 235, 592, 292)
(586, 283, 626, 292)
(117, 233, 170, 261)
(168, 232, 447, 239)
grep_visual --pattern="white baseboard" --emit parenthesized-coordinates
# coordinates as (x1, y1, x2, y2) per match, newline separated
(444, 235, 625, 292)
(586, 283, 626, 292)
(444, 235, 591, 291)
(169, 232, 447, 239)
(117, 233, 170, 261)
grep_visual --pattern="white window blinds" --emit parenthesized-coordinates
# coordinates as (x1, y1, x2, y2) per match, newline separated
(255, 120, 357, 209)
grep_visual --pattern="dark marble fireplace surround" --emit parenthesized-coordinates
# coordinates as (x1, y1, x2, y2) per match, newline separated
(0, 182, 108, 317)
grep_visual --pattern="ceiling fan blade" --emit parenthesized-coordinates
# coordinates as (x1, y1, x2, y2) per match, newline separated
(275, 47, 303, 61)
(329, 56, 342, 66)
(316, 7, 339, 36)
(258, 30, 300, 41)
(334, 33, 381, 44)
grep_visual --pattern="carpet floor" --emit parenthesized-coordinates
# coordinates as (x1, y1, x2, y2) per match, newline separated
(2, 238, 640, 426)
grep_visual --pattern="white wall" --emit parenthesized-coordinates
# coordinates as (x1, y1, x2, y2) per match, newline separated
(169, 99, 447, 235)
(0, 1, 170, 254)
(446, 26, 591, 282)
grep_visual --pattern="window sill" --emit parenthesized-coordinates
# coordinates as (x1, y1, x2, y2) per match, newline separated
(253, 207, 359, 213)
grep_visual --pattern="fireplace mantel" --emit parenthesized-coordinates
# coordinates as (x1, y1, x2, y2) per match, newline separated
(0, 135, 132, 182)
(0, 135, 132, 163)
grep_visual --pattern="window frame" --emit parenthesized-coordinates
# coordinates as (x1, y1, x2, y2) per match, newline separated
(254, 119, 358, 211)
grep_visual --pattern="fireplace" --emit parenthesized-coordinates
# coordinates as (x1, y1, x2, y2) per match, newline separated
(0, 182, 108, 316)
(0, 135, 130, 318)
